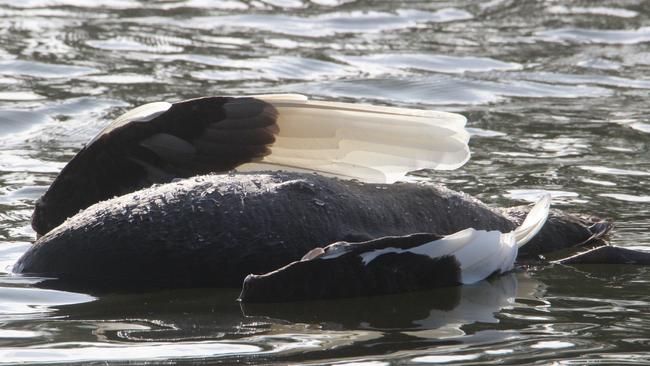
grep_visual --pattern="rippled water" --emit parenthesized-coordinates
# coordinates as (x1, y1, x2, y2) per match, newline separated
(1, 0, 649, 364)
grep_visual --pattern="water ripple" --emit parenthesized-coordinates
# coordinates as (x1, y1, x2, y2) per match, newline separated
(600, 194, 650, 203)
(193, 55, 354, 82)
(1, 89, 44, 101)
(0, 341, 259, 365)
(86, 74, 159, 84)
(547, 5, 638, 18)
(0, 242, 30, 274)
(135, 8, 472, 37)
(0, 287, 94, 317)
(515, 72, 650, 90)
(0, 60, 97, 78)
(334, 53, 522, 75)
(293, 75, 611, 106)
(0, 110, 51, 135)
(155, 0, 249, 11)
(537, 27, 650, 45)
(629, 122, 650, 134)
(579, 166, 650, 177)
(0, 0, 140, 8)
(86, 36, 189, 54)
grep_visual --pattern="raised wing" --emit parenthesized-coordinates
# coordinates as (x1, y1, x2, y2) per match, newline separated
(32, 94, 469, 235)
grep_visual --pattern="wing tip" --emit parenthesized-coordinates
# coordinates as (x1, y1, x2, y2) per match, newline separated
(514, 193, 552, 247)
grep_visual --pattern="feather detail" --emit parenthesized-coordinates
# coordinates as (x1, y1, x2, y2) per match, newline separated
(89, 102, 172, 144)
(514, 193, 552, 247)
(445, 193, 551, 283)
(237, 94, 470, 183)
(238, 195, 551, 302)
(32, 94, 469, 235)
(338, 193, 551, 284)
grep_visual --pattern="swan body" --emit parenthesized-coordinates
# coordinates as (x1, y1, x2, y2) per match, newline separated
(16, 95, 616, 297)
(16, 173, 606, 291)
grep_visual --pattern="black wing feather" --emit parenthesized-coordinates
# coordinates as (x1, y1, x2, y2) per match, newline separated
(32, 96, 279, 235)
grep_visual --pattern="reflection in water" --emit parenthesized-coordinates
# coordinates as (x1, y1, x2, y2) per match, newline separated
(242, 273, 523, 334)
(1, 0, 650, 364)
(45, 274, 532, 341)
(0, 286, 93, 318)
(0, 255, 548, 364)
(0, 273, 539, 364)
(0, 342, 260, 365)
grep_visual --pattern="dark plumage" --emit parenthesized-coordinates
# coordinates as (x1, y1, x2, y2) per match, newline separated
(15, 172, 610, 291)
(239, 233, 462, 303)
(19, 94, 637, 300)
(32, 97, 279, 235)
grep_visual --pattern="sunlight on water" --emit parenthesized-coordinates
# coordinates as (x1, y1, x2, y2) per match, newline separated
(537, 27, 650, 45)
(0, 342, 260, 364)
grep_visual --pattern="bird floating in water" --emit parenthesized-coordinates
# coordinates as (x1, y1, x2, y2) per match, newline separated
(17, 94, 619, 301)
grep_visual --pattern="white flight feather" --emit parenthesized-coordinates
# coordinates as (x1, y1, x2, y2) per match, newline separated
(356, 193, 552, 284)
(237, 94, 470, 184)
(98, 94, 469, 184)
(513, 193, 552, 247)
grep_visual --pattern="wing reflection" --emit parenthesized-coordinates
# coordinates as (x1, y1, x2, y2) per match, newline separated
(242, 272, 544, 333)
(43, 272, 546, 349)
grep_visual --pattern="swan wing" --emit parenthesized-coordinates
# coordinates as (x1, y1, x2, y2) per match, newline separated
(34, 94, 469, 235)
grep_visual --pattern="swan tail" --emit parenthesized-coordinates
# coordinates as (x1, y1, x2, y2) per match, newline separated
(239, 195, 551, 301)
(236, 94, 470, 183)
(447, 194, 551, 284)
(514, 193, 552, 248)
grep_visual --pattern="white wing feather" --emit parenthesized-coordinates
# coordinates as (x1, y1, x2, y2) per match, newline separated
(237, 94, 470, 183)
(454, 193, 551, 283)
(359, 194, 551, 284)
(514, 193, 552, 247)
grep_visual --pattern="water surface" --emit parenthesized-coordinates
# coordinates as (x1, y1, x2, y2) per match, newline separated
(1, 0, 650, 364)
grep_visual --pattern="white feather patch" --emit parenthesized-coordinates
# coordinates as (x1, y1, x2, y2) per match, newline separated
(352, 194, 551, 284)
(514, 193, 552, 247)
(237, 94, 470, 183)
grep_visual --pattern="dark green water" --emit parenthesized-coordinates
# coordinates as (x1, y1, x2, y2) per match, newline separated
(1, 0, 649, 364)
